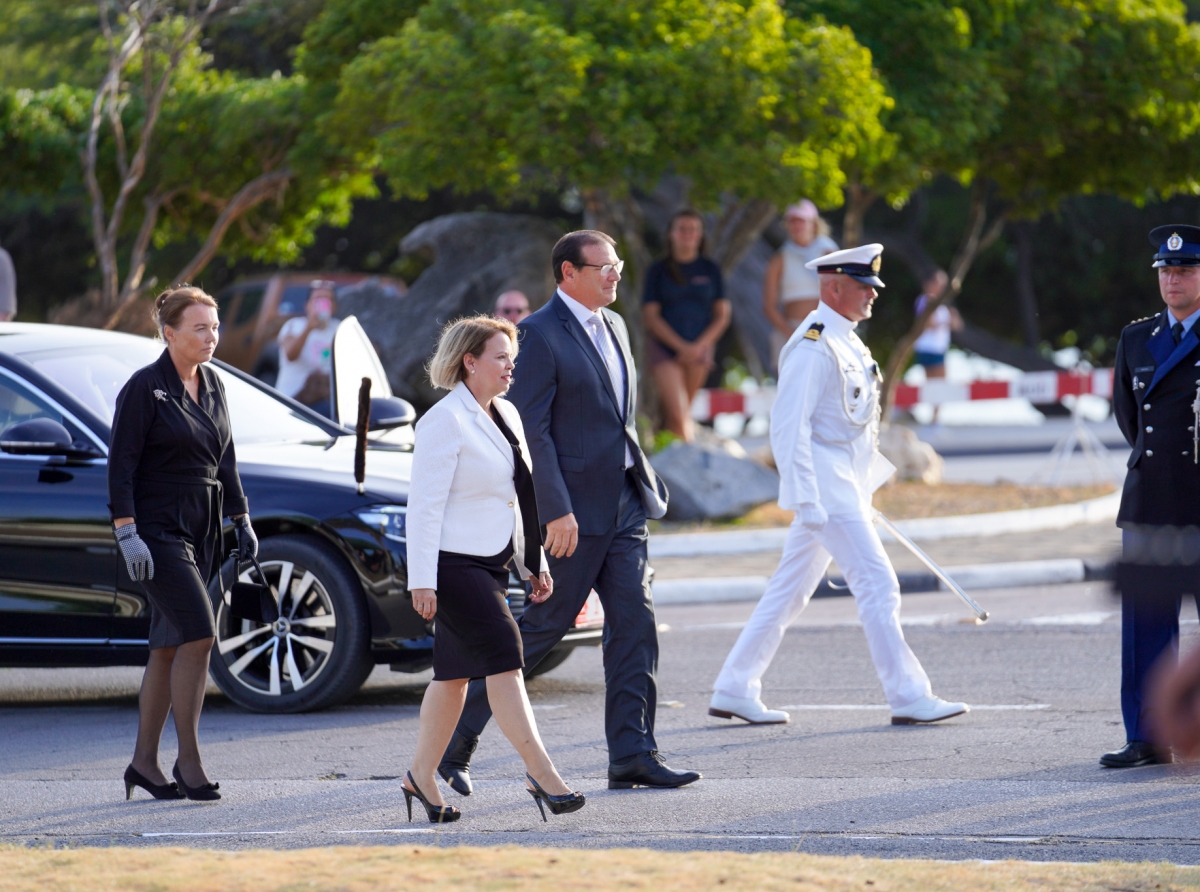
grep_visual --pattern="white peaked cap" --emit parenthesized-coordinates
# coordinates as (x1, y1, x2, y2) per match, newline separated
(804, 243, 885, 288)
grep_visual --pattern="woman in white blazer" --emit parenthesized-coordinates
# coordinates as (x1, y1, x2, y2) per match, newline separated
(400, 314, 585, 824)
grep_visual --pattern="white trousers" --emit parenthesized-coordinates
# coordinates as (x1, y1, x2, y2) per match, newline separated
(712, 515, 931, 709)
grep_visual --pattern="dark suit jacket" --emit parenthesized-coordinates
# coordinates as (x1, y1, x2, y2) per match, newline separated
(1114, 309, 1200, 527)
(509, 293, 667, 536)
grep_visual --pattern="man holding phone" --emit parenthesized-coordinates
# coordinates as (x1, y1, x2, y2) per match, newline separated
(276, 280, 340, 417)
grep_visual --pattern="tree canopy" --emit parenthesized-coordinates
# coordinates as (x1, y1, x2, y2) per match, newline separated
(0, 2, 372, 320)
(330, 0, 888, 214)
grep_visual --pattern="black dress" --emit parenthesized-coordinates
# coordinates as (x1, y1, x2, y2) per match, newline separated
(108, 349, 248, 649)
(431, 409, 541, 681)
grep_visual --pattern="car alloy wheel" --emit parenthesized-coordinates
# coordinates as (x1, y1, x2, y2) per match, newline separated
(215, 558, 338, 697)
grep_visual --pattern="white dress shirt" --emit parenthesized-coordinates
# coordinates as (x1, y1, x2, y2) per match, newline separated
(557, 288, 633, 469)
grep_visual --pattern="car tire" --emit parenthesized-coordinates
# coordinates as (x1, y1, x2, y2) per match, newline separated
(208, 534, 373, 713)
(525, 646, 573, 679)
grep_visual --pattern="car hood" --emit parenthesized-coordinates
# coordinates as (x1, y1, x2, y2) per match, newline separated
(236, 436, 412, 506)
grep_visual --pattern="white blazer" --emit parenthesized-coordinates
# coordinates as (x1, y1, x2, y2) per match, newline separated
(406, 381, 546, 591)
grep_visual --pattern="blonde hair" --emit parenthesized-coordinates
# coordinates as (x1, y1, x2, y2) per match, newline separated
(153, 285, 217, 337)
(427, 314, 519, 390)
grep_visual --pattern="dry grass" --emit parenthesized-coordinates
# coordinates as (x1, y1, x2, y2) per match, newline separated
(0, 844, 1196, 892)
(653, 482, 1117, 532)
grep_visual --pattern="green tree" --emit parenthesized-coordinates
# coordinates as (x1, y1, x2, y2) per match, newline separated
(0, 0, 374, 326)
(326, 0, 889, 352)
(807, 0, 1200, 412)
(790, 0, 1004, 247)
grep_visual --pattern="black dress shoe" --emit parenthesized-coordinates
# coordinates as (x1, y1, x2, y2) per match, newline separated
(607, 751, 701, 789)
(437, 730, 479, 796)
(1099, 740, 1171, 768)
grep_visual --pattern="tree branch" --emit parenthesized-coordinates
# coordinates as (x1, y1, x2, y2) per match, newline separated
(879, 180, 1008, 418)
(103, 168, 292, 330)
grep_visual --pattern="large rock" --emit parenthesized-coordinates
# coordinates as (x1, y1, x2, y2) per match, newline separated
(878, 424, 944, 484)
(337, 212, 562, 409)
(651, 440, 780, 521)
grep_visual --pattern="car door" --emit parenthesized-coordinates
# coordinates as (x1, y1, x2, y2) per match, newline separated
(0, 367, 118, 644)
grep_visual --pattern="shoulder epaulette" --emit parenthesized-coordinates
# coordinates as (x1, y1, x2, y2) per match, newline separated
(803, 322, 824, 341)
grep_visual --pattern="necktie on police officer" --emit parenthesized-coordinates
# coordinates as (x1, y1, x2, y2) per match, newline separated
(1173, 321, 1184, 345)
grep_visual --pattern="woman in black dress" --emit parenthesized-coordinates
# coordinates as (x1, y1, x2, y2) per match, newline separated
(109, 286, 258, 802)
(402, 314, 584, 823)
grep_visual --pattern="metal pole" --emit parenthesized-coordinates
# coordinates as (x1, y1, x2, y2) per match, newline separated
(874, 511, 990, 622)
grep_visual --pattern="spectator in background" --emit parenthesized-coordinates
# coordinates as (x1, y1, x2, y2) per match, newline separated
(642, 209, 731, 442)
(276, 281, 340, 417)
(494, 290, 531, 324)
(912, 270, 963, 423)
(0, 242, 16, 321)
(763, 200, 838, 373)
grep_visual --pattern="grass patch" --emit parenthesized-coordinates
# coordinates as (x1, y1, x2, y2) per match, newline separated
(651, 482, 1117, 533)
(0, 844, 1196, 891)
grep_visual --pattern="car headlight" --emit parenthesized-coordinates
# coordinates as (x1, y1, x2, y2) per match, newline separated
(353, 505, 407, 543)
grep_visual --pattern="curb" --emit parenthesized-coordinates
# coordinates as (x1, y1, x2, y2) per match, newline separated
(648, 492, 1121, 559)
(651, 558, 1115, 606)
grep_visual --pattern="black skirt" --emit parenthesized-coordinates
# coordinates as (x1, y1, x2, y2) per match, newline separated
(137, 475, 222, 649)
(432, 543, 523, 681)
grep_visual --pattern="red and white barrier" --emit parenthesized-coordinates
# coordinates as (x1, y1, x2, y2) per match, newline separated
(691, 369, 1113, 422)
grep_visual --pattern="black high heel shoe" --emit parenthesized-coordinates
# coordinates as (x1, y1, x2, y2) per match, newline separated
(124, 764, 184, 800)
(172, 762, 221, 801)
(525, 773, 585, 822)
(403, 771, 460, 824)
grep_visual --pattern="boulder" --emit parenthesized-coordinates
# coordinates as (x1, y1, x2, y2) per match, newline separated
(336, 212, 562, 409)
(651, 440, 780, 521)
(878, 424, 944, 484)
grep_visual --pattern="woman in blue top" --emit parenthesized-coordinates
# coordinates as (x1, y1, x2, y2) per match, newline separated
(642, 209, 731, 441)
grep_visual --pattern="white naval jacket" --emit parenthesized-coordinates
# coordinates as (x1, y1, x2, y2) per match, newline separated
(772, 300, 883, 517)
(406, 381, 547, 591)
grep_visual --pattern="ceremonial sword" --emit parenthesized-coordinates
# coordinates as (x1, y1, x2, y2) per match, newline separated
(1192, 382, 1200, 464)
(873, 511, 991, 622)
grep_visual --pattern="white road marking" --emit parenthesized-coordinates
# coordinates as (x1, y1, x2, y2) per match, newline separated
(774, 704, 1050, 711)
(138, 831, 291, 837)
(1019, 612, 1117, 625)
(333, 828, 434, 834)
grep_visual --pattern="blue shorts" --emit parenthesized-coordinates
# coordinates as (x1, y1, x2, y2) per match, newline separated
(913, 351, 946, 368)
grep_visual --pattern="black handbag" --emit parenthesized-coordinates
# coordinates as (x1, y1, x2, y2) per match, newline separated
(225, 552, 280, 624)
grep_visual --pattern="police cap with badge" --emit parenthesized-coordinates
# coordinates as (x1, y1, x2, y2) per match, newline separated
(1150, 224, 1200, 267)
(804, 243, 886, 288)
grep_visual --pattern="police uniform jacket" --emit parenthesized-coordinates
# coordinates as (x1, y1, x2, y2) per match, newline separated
(1113, 309, 1200, 527)
(108, 348, 248, 583)
(772, 300, 882, 516)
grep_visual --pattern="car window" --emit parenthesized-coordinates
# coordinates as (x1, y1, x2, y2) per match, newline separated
(278, 285, 310, 316)
(0, 367, 92, 445)
(21, 341, 338, 446)
(234, 286, 265, 325)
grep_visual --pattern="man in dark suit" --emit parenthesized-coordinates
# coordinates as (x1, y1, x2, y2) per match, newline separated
(1103, 224, 1200, 768)
(438, 230, 699, 790)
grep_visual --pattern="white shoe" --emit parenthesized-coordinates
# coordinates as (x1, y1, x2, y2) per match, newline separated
(890, 695, 969, 725)
(708, 692, 790, 724)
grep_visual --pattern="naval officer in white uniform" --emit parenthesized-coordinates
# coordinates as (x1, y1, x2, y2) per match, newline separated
(708, 244, 969, 726)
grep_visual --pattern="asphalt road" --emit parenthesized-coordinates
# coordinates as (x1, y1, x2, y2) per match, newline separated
(3, 581, 1200, 863)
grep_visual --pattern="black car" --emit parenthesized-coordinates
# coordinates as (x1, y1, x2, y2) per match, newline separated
(0, 321, 602, 712)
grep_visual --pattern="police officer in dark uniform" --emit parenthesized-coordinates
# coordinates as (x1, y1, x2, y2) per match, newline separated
(1103, 225, 1200, 768)
(109, 286, 258, 800)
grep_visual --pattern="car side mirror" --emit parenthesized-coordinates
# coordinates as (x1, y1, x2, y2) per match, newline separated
(368, 397, 416, 431)
(0, 418, 102, 459)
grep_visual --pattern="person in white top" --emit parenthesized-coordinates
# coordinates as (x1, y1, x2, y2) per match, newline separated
(275, 281, 340, 416)
(709, 244, 970, 727)
(911, 270, 963, 423)
(401, 314, 584, 824)
(763, 200, 838, 373)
